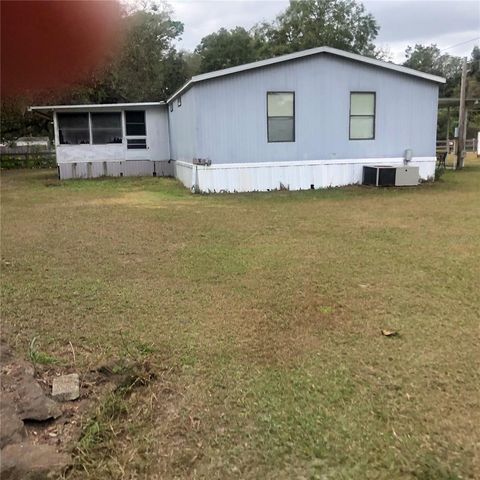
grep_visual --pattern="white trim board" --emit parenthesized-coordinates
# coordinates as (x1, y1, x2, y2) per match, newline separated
(192, 157, 436, 170)
(29, 102, 166, 112)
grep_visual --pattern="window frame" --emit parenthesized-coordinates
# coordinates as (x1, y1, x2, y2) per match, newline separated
(349, 91, 376, 141)
(125, 110, 146, 137)
(266, 91, 295, 143)
(124, 110, 147, 150)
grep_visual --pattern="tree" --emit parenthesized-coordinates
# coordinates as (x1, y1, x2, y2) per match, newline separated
(0, 97, 51, 142)
(470, 45, 480, 78)
(407, 45, 480, 143)
(182, 51, 202, 78)
(194, 0, 380, 74)
(100, 3, 187, 101)
(403, 44, 463, 97)
(465, 47, 480, 139)
(1, 1, 189, 140)
(195, 27, 262, 73)
(253, 0, 379, 58)
(466, 45, 480, 97)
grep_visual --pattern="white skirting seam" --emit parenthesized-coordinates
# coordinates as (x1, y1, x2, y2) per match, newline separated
(58, 160, 173, 180)
(173, 157, 436, 193)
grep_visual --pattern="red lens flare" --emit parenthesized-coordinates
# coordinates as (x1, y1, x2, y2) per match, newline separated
(1, 0, 123, 96)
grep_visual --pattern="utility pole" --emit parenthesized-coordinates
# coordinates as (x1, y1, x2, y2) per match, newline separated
(456, 58, 468, 170)
(446, 106, 450, 153)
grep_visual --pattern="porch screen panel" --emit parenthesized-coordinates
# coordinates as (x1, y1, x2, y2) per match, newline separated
(91, 112, 122, 144)
(58, 113, 89, 145)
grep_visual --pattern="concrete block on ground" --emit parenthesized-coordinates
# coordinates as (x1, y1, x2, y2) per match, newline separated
(51, 374, 79, 402)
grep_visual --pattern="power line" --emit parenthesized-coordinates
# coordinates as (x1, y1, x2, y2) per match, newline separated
(440, 37, 480, 52)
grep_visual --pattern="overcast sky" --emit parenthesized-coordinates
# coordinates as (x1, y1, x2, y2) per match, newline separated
(169, 0, 480, 63)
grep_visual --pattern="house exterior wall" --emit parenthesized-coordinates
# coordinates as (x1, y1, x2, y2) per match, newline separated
(193, 53, 438, 164)
(49, 51, 441, 190)
(168, 88, 197, 163)
(168, 88, 199, 188)
(54, 105, 170, 179)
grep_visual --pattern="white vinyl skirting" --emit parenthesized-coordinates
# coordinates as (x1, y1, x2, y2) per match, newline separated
(58, 160, 173, 179)
(173, 157, 436, 193)
(56, 157, 436, 191)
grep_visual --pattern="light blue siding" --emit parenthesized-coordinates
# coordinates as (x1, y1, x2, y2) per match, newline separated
(168, 88, 197, 163)
(170, 53, 438, 165)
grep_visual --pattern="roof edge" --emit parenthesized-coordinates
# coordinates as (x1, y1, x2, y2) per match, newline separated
(167, 46, 446, 103)
(29, 101, 165, 112)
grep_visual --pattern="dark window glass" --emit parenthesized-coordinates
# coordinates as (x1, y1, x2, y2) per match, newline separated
(127, 138, 147, 149)
(91, 112, 122, 144)
(125, 110, 146, 136)
(267, 92, 295, 142)
(58, 113, 89, 145)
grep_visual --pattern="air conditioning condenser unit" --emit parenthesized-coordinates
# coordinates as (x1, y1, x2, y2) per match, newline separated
(362, 165, 419, 187)
(395, 166, 420, 186)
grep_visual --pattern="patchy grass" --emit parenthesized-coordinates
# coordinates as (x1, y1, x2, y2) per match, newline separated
(1, 162, 479, 479)
(27, 336, 59, 366)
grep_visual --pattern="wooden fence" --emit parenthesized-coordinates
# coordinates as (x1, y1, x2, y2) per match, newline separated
(0, 146, 56, 169)
(436, 138, 477, 154)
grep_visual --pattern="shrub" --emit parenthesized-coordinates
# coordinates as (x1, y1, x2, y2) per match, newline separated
(435, 165, 446, 181)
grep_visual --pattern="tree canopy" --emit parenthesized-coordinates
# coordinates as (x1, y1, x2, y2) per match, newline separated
(195, 0, 381, 73)
(408, 45, 480, 140)
(253, 0, 379, 59)
(195, 27, 261, 74)
(1, 0, 478, 142)
(403, 44, 463, 97)
(71, 2, 188, 103)
(1, 1, 190, 139)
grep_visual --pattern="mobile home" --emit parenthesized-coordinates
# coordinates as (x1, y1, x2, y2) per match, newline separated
(30, 46, 445, 192)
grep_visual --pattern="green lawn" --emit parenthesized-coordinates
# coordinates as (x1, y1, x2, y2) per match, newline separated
(1, 164, 479, 479)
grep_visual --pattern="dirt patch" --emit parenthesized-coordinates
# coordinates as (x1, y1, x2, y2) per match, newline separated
(0, 340, 155, 478)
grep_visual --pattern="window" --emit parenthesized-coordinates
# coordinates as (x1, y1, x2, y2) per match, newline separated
(350, 92, 375, 140)
(267, 92, 295, 142)
(170, 103, 173, 112)
(125, 111, 146, 136)
(177, 96, 182, 107)
(91, 112, 122, 144)
(127, 139, 147, 150)
(58, 113, 90, 145)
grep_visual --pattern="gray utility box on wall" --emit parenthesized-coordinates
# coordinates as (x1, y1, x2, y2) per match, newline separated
(394, 166, 419, 186)
(363, 165, 419, 187)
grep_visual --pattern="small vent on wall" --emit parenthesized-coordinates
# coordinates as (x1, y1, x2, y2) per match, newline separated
(193, 158, 211, 166)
